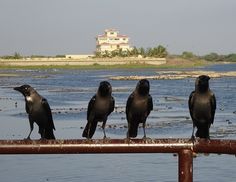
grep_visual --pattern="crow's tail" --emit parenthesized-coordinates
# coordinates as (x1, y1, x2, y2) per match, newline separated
(82, 121, 98, 139)
(128, 121, 139, 138)
(196, 125, 210, 139)
(43, 129, 56, 139)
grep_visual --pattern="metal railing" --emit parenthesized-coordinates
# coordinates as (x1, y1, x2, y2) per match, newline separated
(1, 138, 236, 182)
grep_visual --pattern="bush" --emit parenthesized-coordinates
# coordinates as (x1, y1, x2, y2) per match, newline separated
(181, 51, 197, 59)
(1, 52, 22, 59)
(224, 54, 236, 62)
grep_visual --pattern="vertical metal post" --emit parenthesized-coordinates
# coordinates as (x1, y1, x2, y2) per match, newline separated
(178, 149, 193, 182)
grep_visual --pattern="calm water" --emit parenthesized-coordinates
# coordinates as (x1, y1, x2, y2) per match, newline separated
(0, 64, 236, 181)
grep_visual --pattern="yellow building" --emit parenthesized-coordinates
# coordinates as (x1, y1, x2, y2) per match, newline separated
(96, 29, 131, 53)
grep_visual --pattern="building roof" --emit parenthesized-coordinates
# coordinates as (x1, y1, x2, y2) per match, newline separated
(99, 43, 129, 46)
(97, 35, 106, 37)
(105, 28, 118, 32)
(97, 34, 128, 38)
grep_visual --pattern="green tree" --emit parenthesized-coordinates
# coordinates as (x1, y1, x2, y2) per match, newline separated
(95, 51, 102, 58)
(181, 51, 195, 59)
(146, 47, 153, 57)
(157, 45, 168, 58)
(131, 46, 139, 56)
(150, 45, 168, 58)
(203, 52, 218, 61)
(224, 54, 236, 62)
(13, 52, 22, 59)
(139, 47, 145, 56)
(55, 55, 65, 58)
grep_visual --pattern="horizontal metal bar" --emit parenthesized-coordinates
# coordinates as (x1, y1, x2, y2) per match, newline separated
(0, 138, 192, 154)
(0, 138, 236, 155)
(194, 139, 236, 154)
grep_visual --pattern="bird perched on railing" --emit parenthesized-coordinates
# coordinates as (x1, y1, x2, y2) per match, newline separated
(126, 79, 153, 139)
(14, 85, 55, 139)
(188, 75, 216, 140)
(82, 81, 115, 139)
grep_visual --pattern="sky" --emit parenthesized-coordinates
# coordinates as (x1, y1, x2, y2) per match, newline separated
(0, 0, 236, 56)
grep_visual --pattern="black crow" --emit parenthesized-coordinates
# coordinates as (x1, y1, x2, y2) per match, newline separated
(126, 79, 153, 138)
(14, 85, 55, 139)
(189, 75, 216, 139)
(82, 81, 115, 139)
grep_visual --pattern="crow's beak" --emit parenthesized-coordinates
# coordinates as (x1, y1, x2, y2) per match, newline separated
(14, 87, 20, 91)
(14, 87, 23, 94)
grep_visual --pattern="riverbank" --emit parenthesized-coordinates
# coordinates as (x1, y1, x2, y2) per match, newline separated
(0, 57, 211, 69)
(0, 57, 165, 66)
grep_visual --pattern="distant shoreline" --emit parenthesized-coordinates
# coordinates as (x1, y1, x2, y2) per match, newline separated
(0, 57, 231, 69)
(0, 57, 165, 65)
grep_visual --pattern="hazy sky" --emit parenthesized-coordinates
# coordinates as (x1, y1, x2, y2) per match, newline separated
(0, 0, 236, 56)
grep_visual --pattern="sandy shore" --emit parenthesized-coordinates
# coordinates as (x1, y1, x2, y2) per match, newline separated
(0, 57, 166, 66)
(110, 70, 236, 80)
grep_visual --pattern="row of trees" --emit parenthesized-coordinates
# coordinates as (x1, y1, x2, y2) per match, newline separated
(203, 53, 236, 62)
(95, 46, 236, 62)
(1, 51, 236, 62)
(178, 51, 236, 62)
(95, 45, 168, 58)
(129, 45, 168, 58)
(0, 52, 23, 59)
(0, 53, 65, 59)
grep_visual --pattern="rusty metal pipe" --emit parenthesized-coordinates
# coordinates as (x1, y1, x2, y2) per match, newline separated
(194, 139, 236, 154)
(178, 149, 193, 182)
(1, 138, 236, 182)
(0, 138, 236, 155)
(0, 138, 192, 154)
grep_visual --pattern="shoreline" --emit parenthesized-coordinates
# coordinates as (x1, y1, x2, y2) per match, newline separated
(0, 57, 166, 67)
(0, 57, 233, 70)
(0, 58, 209, 69)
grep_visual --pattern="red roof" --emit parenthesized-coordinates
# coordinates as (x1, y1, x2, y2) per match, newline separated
(117, 35, 128, 38)
(105, 28, 118, 32)
(99, 43, 129, 46)
(97, 35, 128, 39)
(97, 35, 106, 37)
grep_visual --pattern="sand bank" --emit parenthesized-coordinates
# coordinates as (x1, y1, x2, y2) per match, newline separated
(109, 71, 236, 80)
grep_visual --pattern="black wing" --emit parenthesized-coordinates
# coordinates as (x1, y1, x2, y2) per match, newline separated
(25, 98, 30, 114)
(210, 93, 216, 124)
(82, 95, 97, 139)
(109, 96, 115, 115)
(41, 98, 55, 130)
(188, 91, 195, 122)
(87, 95, 96, 120)
(147, 94, 153, 116)
(126, 92, 134, 120)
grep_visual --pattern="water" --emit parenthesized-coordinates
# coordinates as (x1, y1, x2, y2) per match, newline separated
(0, 64, 236, 181)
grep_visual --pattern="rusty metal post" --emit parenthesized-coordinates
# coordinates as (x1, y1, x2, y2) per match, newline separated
(178, 149, 193, 182)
